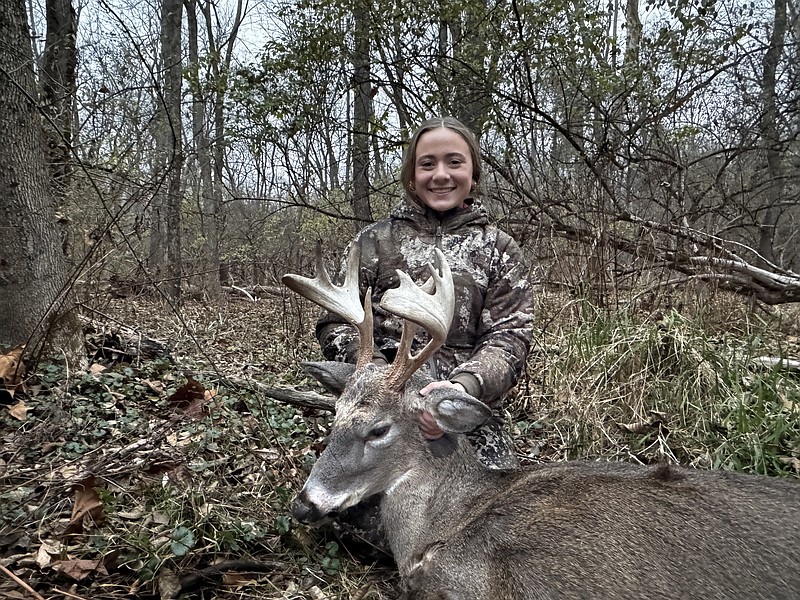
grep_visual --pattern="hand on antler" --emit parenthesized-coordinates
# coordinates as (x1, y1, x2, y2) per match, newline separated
(420, 380, 466, 395)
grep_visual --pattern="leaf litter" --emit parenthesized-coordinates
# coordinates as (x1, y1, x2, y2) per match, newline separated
(0, 296, 399, 599)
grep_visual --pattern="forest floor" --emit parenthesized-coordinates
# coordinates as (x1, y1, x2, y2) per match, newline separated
(1, 289, 799, 599)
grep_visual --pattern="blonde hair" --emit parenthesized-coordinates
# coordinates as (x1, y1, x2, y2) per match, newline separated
(400, 117, 482, 198)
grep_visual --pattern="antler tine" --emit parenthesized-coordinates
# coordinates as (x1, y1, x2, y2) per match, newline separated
(282, 242, 375, 369)
(380, 249, 455, 390)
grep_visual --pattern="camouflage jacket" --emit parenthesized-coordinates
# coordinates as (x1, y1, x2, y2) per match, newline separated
(316, 197, 535, 406)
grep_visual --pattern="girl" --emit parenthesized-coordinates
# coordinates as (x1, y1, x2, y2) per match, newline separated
(317, 116, 535, 468)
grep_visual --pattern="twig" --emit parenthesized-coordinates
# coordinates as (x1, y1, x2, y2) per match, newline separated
(0, 564, 47, 600)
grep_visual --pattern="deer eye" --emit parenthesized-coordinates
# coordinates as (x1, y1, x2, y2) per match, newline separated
(366, 424, 390, 441)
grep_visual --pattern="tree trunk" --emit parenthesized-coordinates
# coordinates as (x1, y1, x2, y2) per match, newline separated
(40, 0, 78, 260)
(351, 0, 373, 230)
(152, 0, 184, 299)
(757, 0, 787, 266)
(451, 4, 492, 138)
(187, 0, 219, 296)
(202, 0, 243, 290)
(0, 0, 84, 365)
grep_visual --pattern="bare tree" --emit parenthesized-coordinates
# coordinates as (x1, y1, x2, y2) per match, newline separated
(0, 0, 84, 363)
(351, 0, 374, 229)
(757, 0, 788, 266)
(40, 0, 78, 258)
(150, 0, 184, 299)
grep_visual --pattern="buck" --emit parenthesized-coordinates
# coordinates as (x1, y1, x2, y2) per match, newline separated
(283, 247, 800, 599)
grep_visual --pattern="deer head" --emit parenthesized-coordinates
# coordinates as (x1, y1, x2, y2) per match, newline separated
(282, 245, 491, 522)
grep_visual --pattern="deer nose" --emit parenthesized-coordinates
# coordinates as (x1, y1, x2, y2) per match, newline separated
(291, 491, 329, 524)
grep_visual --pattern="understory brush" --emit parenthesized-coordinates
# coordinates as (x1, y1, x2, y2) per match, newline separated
(515, 292, 800, 478)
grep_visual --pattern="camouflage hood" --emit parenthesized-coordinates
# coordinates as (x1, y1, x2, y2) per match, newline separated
(317, 196, 534, 406)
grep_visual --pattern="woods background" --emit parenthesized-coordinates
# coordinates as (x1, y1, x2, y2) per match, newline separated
(3, 0, 799, 339)
(0, 0, 799, 597)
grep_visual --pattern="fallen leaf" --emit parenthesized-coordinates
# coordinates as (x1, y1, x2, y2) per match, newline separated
(157, 569, 182, 599)
(89, 363, 107, 375)
(0, 344, 25, 385)
(223, 570, 259, 587)
(51, 557, 107, 581)
(36, 540, 62, 568)
(64, 476, 106, 536)
(8, 400, 27, 420)
(167, 378, 208, 420)
(617, 421, 655, 434)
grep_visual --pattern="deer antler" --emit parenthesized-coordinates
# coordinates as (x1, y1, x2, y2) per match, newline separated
(380, 248, 455, 390)
(282, 242, 375, 369)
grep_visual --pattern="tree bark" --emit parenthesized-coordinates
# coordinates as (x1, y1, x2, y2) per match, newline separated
(152, 0, 184, 299)
(0, 0, 84, 364)
(351, 0, 373, 230)
(757, 0, 787, 266)
(40, 0, 78, 259)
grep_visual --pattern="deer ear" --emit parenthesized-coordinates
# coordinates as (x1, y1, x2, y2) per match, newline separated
(301, 361, 356, 396)
(424, 389, 492, 433)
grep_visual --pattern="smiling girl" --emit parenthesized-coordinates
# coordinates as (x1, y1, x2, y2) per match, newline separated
(317, 116, 535, 469)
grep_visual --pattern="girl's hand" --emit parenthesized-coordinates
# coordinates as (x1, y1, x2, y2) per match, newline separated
(419, 380, 466, 395)
(418, 380, 467, 440)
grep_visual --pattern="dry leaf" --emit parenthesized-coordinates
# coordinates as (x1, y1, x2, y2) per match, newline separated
(51, 557, 107, 580)
(223, 570, 259, 587)
(89, 363, 107, 375)
(8, 400, 27, 420)
(617, 421, 656, 434)
(0, 344, 25, 385)
(35, 540, 62, 568)
(167, 378, 208, 420)
(143, 379, 165, 394)
(64, 476, 106, 536)
(157, 569, 182, 599)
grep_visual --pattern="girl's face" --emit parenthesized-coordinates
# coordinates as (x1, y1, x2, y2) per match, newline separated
(413, 127, 475, 213)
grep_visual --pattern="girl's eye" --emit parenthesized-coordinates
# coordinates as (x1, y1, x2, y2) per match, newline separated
(367, 424, 390, 441)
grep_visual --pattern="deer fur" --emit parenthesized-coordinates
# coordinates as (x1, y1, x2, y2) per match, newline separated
(293, 361, 800, 600)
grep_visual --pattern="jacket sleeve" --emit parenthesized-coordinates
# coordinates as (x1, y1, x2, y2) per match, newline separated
(449, 232, 535, 406)
(315, 231, 383, 364)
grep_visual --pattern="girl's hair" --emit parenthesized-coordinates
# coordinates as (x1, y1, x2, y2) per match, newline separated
(399, 116, 482, 198)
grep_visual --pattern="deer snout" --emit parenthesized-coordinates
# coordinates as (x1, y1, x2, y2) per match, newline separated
(291, 490, 332, 525)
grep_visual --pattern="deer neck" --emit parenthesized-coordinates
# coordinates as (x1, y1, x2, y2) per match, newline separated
(380, 433, 492, 573)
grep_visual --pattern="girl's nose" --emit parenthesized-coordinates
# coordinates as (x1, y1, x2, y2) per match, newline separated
(432, 162, 449, 180)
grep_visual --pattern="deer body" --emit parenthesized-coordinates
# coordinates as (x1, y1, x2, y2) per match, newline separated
(283, 248, 800, 599)
(294, 363, 800, 600)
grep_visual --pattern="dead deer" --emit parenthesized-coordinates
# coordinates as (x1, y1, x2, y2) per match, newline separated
(283, 246, 800, 600)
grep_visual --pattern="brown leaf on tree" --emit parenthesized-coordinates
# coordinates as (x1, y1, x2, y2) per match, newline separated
(64, 476, 106, 537)
(167, 378, 209, 420)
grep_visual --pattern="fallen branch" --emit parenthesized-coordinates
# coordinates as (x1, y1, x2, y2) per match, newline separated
(752, 356, 800, 372)
(178, 559, 288, 595)
(0, 563, 47, 600)
(226, 377, 335, 412)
